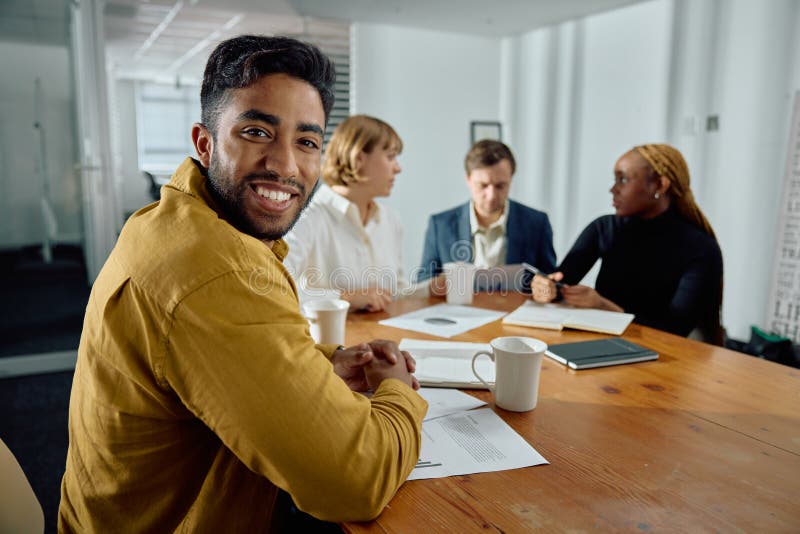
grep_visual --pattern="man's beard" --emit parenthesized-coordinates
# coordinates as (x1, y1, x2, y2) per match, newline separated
(206, 155, 316, 241)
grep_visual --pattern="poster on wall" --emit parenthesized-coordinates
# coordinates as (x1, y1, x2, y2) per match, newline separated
(766, 91, 800, 343)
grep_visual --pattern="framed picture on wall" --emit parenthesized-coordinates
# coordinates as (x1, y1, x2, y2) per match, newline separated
(470, 121, 502, 144)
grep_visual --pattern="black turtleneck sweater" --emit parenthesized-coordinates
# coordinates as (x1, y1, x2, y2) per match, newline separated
(558, 208, 723, 337)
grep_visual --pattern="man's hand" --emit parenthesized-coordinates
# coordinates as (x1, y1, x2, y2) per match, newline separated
(331, 339, 419, 391)
(331, 343, 375, 392)
(341, 288, 392, 312)
(363, 355, 416, 391)
(365, 339, 417, 374)
(531, 272, 563, 303)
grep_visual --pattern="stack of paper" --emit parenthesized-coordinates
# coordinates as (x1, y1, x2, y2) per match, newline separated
(410, 389, 548, 480)
(400, 338, 494, 388)
(409, 405, 549, 481)
(502, 301, 634, 335)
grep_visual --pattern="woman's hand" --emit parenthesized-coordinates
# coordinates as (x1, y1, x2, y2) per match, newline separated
(341, 288, 392, 312)
(531, 272, 563, 303)
(560, 284, 623, 312)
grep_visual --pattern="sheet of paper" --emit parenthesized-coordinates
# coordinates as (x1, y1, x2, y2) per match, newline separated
(564, 308, 634, 335)
(401, 339, 495, 387)
(502, 301, 570, 330)
(408, 407, 548, 480)
(379, 303, 507, 338)
(418, 387, 487, 421)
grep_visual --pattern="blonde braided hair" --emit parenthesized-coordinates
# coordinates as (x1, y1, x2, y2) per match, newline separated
(633, 143, 724, 345)
(633, 144, 716, 240)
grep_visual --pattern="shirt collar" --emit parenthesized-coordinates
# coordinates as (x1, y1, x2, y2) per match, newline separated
(469, 199, 509, 235)
(316, 184, 382, 224)
(168, 157, 219, 210)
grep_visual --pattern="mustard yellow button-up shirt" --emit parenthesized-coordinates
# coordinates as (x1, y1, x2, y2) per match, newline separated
(58, 158, 427, 533)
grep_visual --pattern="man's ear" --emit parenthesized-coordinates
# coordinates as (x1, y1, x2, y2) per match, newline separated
(192, 123, 213, 168)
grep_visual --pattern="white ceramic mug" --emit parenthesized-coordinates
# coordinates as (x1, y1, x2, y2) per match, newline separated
(443, 261, 477, 305)
(471, 336, 547, 412)
(302, 299, 350, 345)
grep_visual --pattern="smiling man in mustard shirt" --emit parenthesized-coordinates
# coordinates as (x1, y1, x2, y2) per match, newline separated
(58, 35, 426, 533)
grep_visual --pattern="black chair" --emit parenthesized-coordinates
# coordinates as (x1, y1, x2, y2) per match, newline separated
(142, 171, 161, 201)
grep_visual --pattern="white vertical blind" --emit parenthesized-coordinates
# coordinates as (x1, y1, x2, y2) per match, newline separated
(298, 20, 351, 148)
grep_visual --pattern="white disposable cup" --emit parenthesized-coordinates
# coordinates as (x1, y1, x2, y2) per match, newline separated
(443, 261, 476, 305)
(471, 336, 547, 412)
(302, 299, 350, 345)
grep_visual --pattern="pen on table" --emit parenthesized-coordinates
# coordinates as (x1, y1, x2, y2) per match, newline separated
(521, 262, 563, 289)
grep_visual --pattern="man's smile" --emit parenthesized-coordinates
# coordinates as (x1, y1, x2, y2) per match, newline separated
(250, 184, 299, 213)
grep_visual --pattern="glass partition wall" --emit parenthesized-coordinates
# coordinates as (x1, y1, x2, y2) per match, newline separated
(0, 2, 88, 367)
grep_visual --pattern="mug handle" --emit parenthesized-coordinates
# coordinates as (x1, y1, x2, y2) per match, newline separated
(471, 350, 495, 392)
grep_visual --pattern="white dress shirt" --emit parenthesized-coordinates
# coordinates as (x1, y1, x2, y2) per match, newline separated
(469, 200, 509, 268)
(284, 184, 427, 302)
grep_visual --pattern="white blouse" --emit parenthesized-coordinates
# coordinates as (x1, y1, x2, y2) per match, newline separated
(283, 184, 427, 302)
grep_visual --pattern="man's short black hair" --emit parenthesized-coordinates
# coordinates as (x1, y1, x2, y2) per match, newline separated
(200, 35, 336, 135)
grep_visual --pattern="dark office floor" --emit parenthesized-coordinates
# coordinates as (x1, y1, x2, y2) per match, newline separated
(0, 244, 89, 357)
(0, 244, 87, 533)
(0, 370, 72, 533)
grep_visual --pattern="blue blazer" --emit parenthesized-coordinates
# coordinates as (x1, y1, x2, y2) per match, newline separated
(417, 200, 556, 283)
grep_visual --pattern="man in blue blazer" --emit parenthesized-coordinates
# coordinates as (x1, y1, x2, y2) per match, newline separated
(417, 140, 556, 291)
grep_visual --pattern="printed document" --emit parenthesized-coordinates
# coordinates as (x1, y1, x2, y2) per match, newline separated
(418, 387, 487, 421)
(408, 407, 548, 481)
(380, 303, 506, 338)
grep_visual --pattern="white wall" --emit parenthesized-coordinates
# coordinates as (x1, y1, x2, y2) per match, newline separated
(499, 0, 800, 339)
(678, 0, 799, 340)
(0, 41, 81, 247)
(352, 23, 502, 278)
(354, 1, 800, 340)
(503, 0, 672, 257)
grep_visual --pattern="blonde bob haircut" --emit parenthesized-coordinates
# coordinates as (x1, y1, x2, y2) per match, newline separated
(322, 114, 403, 187)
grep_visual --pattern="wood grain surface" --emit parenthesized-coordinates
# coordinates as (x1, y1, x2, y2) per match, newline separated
(342, 293, 800, 533)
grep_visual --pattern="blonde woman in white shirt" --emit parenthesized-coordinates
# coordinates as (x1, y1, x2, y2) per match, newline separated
(284, 115, 425, 311)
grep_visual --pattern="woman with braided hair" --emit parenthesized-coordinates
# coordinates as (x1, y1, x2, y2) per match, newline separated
(285, 114, 427, 311)
(532, 143, 724, 344)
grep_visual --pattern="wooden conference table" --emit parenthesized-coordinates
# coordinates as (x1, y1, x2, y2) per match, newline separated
(341, 293, 800, 533)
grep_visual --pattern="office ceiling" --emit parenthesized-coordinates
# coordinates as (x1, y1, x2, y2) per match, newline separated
(0, 0, 645, 82)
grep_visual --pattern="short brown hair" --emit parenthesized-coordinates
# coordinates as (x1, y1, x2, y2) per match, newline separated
(201, 35, 335, 136)
(464, 139, 516, 174)
(322, 115, 403, 187)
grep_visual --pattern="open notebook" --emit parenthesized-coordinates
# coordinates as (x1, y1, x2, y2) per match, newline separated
(399, 339, 494, 389)
(503, 301, 634, 335)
